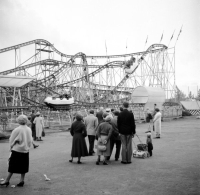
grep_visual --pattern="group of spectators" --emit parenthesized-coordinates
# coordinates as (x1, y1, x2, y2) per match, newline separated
(69, 101, 136, 165)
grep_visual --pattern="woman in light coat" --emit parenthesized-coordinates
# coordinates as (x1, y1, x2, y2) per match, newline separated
(153, 108, 162, 138)
(96, 113, 113, 165)
(0, 115, 32, 187)
(33, 112, 44, 141)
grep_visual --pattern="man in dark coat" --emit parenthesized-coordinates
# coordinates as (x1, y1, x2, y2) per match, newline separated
(96, 107, 104, 124)
(117, 102, 136, 164)
(30, 110, 36, 141)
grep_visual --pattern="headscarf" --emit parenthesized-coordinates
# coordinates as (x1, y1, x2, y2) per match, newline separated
(17, 115, 28, 125)
(104, 115, 112, 122)
(76, 113, 83, 121)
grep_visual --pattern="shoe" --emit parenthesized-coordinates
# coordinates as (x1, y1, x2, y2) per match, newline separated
(103, 161, 108, 165)
(121, 161, 127, 164)
(115, 158, 118, 161)
(69, 159, 73, 163)
(34, 145, 39, 149)
(96, 161, 100, 165)
(0, 181, 9, 187)
(77, 161, 82, 164)
(127, 162, 132, 164)
(17, 181, 24, 187)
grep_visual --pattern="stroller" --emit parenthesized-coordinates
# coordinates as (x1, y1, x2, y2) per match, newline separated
(132, 134, 150, 159)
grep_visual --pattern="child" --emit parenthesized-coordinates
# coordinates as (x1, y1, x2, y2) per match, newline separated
(146, 132, 153, 156)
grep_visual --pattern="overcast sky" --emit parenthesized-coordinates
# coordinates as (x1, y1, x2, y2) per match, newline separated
(0, 0, 199, 96)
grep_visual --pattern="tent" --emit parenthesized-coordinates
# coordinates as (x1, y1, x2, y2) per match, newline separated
(131, 86, 166, 111)
(180, 101, 200, 115)
(0, 75, 35, 87)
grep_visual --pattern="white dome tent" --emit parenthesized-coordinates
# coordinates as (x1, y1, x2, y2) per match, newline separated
(131, 86, 166, 112)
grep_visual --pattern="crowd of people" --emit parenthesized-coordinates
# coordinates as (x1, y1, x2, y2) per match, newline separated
(0, 102, 162, 187)
(69, 102, 162, 165)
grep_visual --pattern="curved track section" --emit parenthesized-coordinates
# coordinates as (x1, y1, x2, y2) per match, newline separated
(0, 39, 167, 58)
(94, 44, 168, 103)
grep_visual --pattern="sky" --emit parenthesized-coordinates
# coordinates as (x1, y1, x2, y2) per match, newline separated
(0, 0, 199, 96)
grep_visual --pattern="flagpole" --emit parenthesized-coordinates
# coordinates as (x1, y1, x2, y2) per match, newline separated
(125, 38, 128, 61)
(144, 35, 148, 50)
(167, 30, 175, 48)
(174, 25, 183, 47)
(159, 31, 164, 43)
(105, 40, 107, 56)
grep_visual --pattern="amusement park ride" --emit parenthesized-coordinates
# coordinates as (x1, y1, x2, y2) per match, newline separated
(0, 39, 176, 111)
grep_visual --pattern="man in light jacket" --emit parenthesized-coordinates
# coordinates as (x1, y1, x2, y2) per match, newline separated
(84, 110, 98, 155)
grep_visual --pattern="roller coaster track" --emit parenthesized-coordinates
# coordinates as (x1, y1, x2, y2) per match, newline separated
(0, 41, 167, 89)
(21, 96, 45, 107)
(0, 40, 168, 107)
(0, 59, 130, 92)
(0, 59, 122, 76)
(0, 39, 167, 58)
(94, 43, 168, 103)
(0, 59, 54, 75)
(55, 61, 124, 87)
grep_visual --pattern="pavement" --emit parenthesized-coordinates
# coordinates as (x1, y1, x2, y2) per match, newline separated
(0, 117, 199, 195)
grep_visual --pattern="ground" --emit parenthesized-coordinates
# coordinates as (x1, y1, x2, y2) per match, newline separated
(0, 117, 199, 195)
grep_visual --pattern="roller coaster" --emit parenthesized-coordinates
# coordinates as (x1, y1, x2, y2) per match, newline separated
(0, 39, 176, 110)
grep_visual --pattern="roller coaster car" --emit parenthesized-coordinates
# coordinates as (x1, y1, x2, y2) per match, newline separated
(124, 57, 138, 74)
(44, 94, 74, 110)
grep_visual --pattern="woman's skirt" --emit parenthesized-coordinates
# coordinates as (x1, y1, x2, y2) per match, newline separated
(8, 151, 29, 174)
(97, 135, 111, 157)
(71, 133, 88, 157)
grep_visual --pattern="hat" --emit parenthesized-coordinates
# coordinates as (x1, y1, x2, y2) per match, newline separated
(104, 115, 112, 122)
(76, 113, 83, 121)
(102, 112, 109, 118)
(17, 115, 28, 125)
(106, 108, 111, 112)
(147, 132, 151, 137)
(36, 112, 40, 115)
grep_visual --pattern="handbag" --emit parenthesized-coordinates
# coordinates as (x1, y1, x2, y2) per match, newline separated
(42, 130, 45, 137)
(82, 130, 87, 138)
(97, 144, 106, 151)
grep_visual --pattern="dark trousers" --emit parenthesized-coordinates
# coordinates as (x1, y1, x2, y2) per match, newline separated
(148, 149, 153, 156)
(31, 124, 36, 140)
(108, 139, 121, 160)
(88, 135, 95, 154)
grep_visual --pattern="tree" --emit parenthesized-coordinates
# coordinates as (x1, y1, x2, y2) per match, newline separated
(196, 89, 200, 100)
(175, 86, 187, 102)
(188, 91, 194, 99)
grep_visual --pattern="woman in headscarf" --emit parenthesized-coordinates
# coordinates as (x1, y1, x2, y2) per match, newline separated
(33, 112, 44, 141)
(96, 113, 113, 165)
(69, 113, 88, 164)
(153, 108, 162, 138)
(0, 115, 32, 187)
